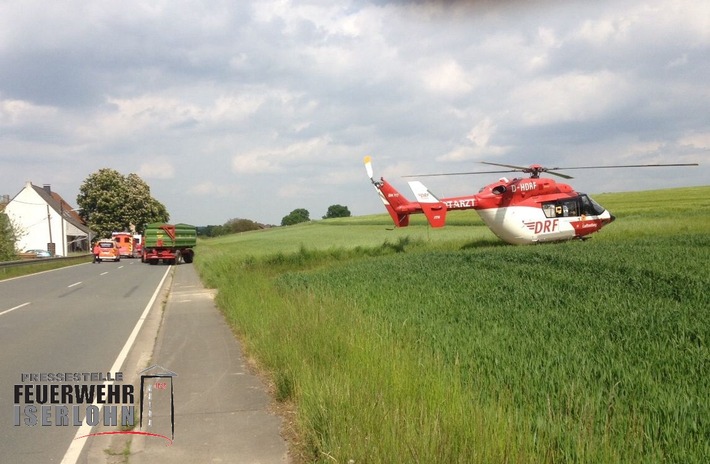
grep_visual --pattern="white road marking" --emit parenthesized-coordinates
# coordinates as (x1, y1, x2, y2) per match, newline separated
(60, 266, 171, 464)
(100, 272, 109, 276)
(0, 302, 31, 317)
(67, 282, 82, 288)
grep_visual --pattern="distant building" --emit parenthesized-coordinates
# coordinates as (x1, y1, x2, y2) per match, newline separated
(3, 182, 93, 256)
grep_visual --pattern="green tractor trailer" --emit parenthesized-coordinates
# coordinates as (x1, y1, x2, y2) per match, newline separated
(142, 223, 197, 265)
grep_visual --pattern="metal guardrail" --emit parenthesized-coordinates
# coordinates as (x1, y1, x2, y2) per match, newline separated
(0, 254, 92, 270)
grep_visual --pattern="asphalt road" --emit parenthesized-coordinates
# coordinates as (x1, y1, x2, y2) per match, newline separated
(0, 260, 170, 463)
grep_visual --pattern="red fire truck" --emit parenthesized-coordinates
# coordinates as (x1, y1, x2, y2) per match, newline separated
(112, 232, 142, 258)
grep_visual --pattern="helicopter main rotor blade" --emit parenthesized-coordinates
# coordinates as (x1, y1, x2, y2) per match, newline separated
(402, 169, 517, 178)
(403, 161, 698, 179)
(548, 163, 699, 171)
(480, 161, 530, 170)
(480, 161, 576, 178)
(543, 170, 574, 179)
(403, 169, 575, 179)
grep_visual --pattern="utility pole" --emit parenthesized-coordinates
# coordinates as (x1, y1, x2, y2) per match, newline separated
(61, 202, 66, 256)
(46, 205, 54, 256)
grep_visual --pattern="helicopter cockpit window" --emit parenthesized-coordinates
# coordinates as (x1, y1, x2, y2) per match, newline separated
(542, 199, 579, 218)
(542, 196, 606, 218)
(578, 194, 606, 215)
(542, 204, 556, 218)
(562, 200, 578, 217)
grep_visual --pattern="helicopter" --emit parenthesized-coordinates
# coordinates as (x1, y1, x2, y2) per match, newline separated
(364, 156, 698, 245)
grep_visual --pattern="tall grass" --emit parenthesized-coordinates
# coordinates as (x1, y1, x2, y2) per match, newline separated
(198, 246, 537, 463)
(195, 186, 710, 463)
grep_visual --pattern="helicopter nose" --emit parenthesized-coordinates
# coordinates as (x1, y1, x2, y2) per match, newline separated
(609, 213, 616, 222)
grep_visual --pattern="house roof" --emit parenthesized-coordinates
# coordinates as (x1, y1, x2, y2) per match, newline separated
(28, 183, 92, 235)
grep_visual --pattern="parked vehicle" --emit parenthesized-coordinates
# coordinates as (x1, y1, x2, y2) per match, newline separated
(142, 223, 196, 265)
(23, 249, 51, 258)
(96, 239, 120, 262)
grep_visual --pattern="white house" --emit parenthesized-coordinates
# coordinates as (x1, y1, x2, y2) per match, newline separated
(4, 182, 93, 256)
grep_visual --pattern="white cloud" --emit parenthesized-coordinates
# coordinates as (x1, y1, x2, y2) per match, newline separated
(421, 59, 475, 96)
(232, 137, 332, 175)
(98, 96, 203, 136)
(231, 152, 282, 175)
(467, 118, 495, 148)
(577, 16, 632, 44)
(188, 181, 243, 197)
(277, 181, 315, 199)
(511, 71, 632, 126)
(678, 132, 710, 150)
(211, 94, 266, 123)
(138, 157, 175, 180)
(0, 0, 708, 225)
(0, 98, 57, 125)
(436, 117, 511, 162)
(436, 144, 510, 163)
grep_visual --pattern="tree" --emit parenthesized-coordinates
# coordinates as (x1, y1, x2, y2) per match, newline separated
(323, 204, 351, 219)
(76, 169, 169, 238)
(124, 173, 169, 233)
(224, 218, 262, 233)
(0, 212, 21, 261)
(197, 218, 263, 237)
(281, 208, 310, 226)
(197, 225, 226, 237)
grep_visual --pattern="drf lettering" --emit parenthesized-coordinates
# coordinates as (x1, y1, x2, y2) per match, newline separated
(534, 219, 558, 234)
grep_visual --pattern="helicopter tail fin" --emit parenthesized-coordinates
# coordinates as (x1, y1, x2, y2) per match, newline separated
(408, 181, 447, 228)
(372, 177, 413, 227)
(365, 156, 413, 227)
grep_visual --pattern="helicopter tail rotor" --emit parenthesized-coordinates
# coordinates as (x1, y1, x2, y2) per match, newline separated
(364, 155, 376, 182)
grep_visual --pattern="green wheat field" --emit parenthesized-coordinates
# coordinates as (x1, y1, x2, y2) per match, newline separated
(195, 186, 709, 464)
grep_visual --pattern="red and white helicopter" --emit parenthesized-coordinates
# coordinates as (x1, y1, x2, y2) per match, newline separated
(364, 156, 698, 245)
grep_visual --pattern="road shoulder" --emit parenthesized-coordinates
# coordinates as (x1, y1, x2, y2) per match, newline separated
(84, 264, 290, 463)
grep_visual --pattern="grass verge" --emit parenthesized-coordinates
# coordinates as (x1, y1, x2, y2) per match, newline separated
(194, 186, 710, 463)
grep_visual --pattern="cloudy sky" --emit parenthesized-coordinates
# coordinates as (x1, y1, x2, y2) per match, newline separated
(1, 0, 708, 226)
